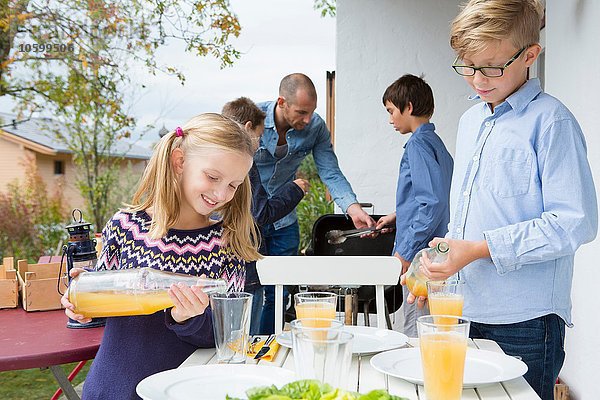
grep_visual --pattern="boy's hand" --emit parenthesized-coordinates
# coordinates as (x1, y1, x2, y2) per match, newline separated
(394, 251, 410, 274)
(419, 238, 490, 280)
(400, 273, 427, 308)
(293, 178, 310, 196)
(375, 213, 396, 235)
(169, 283, 210, 323)
(346, 203, 375, 229)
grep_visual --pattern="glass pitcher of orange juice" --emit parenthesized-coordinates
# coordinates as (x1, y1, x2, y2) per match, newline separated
(404, 242, 449, 297)
(68, 267, 227, 318)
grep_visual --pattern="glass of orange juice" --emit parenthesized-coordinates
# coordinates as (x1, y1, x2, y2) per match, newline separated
(294, 292, 337, 322)
(417, 315, 470, 400)
(427, 280, 465, 320)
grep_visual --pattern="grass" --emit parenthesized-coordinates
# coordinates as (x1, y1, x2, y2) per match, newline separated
(0, 361, 91, 399)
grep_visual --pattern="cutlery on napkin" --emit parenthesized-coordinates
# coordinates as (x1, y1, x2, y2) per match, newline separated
(253, 334, 279, 360)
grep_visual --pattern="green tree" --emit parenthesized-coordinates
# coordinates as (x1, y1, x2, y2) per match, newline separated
(0, 153, 66, 261)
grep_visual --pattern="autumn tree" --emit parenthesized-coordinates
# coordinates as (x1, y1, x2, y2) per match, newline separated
(0, 0, 334, 230)
(1, 0, 243, 229)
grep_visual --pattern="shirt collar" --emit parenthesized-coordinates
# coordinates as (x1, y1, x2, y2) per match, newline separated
(403, 122, 435, 148)
(468, 78, 542, 114)
(506, 78, 542, 113)
(413, 122, 435, 135)
(264, 101, 277, 129)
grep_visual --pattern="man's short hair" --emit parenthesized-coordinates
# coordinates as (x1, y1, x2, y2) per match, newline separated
(450, 0, 544, 58)
(382, 74, 434, 118)
(279, 73, 317, 104)
(221, 97, 266, 128)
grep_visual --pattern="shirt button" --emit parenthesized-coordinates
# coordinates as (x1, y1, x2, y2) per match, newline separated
(485, 121, 491, 127)
(456, 227, 462, 233)
(463, 191, 469, 196)
(473, 155, 480, 161)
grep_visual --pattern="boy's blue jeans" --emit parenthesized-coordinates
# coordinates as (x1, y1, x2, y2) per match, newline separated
(469, 313, 565, 400)
(258, 222, 299, 334)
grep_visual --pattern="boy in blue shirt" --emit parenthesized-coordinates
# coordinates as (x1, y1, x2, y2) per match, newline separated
(375, 74, 453, 337)
(418, 1, 597, 398)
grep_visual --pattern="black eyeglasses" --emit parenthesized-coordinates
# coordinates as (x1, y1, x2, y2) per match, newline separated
(452, 47, 527, 77)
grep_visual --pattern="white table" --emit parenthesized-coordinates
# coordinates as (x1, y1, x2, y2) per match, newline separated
(180, 337, 541, 399)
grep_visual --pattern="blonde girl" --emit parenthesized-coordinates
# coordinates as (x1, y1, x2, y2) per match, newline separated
(62, 113, 260, 400)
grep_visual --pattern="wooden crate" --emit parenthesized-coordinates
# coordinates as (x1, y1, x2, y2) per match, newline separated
(0, 257, 18, 309)
(16, 260, 67, 311)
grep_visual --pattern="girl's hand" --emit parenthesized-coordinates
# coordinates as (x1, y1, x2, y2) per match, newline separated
(169, 283, 210, 323)
(62, 267, 92, 323)
(419, 238, 490, 280)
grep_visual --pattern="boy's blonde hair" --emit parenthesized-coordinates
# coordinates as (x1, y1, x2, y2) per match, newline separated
(127, 113, 261, 261)
(450, 0, 544, 58)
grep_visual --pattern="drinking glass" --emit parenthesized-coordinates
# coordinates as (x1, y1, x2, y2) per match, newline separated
(427, 280, 465, 321)
(294, 292, 337, 323)
(210, 292, 252, 364)
(417, 315, 470, 400)
(291, 318, 352, 388)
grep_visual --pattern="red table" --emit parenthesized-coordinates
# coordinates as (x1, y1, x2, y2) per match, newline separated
(0, 308, 104, 399)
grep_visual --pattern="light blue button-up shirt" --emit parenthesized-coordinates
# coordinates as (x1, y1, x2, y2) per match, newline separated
(451, 79, 597, 326)
(254, 101, 358, 230)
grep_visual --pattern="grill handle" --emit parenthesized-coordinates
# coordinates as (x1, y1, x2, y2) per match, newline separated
(358, 203, 374, 214)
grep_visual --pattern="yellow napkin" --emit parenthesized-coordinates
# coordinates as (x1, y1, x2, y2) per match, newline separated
(246, 338, 281, 362)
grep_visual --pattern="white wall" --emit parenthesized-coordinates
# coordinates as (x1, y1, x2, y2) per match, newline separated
(335, 0, 471, 215)
(545, 1, 600, 398)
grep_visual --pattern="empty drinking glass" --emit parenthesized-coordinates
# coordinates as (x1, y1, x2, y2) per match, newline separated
(210, 292, 252, 364)
(291, 318, 353, 389)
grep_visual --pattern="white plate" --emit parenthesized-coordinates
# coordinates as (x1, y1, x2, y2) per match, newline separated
(136, 364, 295, 400)
(370, 347, 528, 388)
(277, 325, 408, 355)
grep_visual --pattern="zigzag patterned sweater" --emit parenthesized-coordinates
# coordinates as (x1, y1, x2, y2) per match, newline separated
(82, 210, 246, 400)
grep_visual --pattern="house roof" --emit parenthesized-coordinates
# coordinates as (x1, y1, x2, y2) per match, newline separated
(0, 112, 152, 160)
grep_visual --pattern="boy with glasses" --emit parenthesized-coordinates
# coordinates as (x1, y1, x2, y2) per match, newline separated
(416, 1, 597, 398)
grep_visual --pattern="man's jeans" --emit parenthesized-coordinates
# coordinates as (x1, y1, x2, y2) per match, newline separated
(469, 314, 565, 400)
(258, 222, 300, 334)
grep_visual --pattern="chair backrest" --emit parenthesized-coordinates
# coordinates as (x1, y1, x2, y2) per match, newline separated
(256, 255, 402, 334)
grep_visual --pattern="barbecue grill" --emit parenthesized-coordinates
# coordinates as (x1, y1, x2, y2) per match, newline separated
(303, 204, 402, 329)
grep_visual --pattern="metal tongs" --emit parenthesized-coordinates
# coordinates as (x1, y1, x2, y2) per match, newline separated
(325, 225, 395, 245)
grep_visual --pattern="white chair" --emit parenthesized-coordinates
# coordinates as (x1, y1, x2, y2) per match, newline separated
(256, 255, 402, 334)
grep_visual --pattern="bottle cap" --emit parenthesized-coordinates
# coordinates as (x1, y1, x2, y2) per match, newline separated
(436, 242, 450, 253)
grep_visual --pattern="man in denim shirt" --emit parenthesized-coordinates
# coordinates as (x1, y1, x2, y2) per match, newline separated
(255, 73, 374, 333)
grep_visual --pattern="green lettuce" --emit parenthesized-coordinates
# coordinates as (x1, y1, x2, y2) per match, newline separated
(226, 379, 407, 400)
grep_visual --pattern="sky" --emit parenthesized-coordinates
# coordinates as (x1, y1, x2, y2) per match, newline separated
(0, 0, 336, 147)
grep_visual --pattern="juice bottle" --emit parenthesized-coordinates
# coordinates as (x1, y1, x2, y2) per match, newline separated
(405, 242, 449, 297)
(68, 267, 227, 318)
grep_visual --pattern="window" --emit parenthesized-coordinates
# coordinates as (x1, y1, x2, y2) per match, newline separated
(54, 160, 64, 175)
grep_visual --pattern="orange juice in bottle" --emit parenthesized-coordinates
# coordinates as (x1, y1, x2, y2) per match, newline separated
(68, 267, 227, 318)
(405, 242, 449, 297)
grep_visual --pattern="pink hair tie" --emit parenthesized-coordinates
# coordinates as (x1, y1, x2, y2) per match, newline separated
(175, 127, 184, 137)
